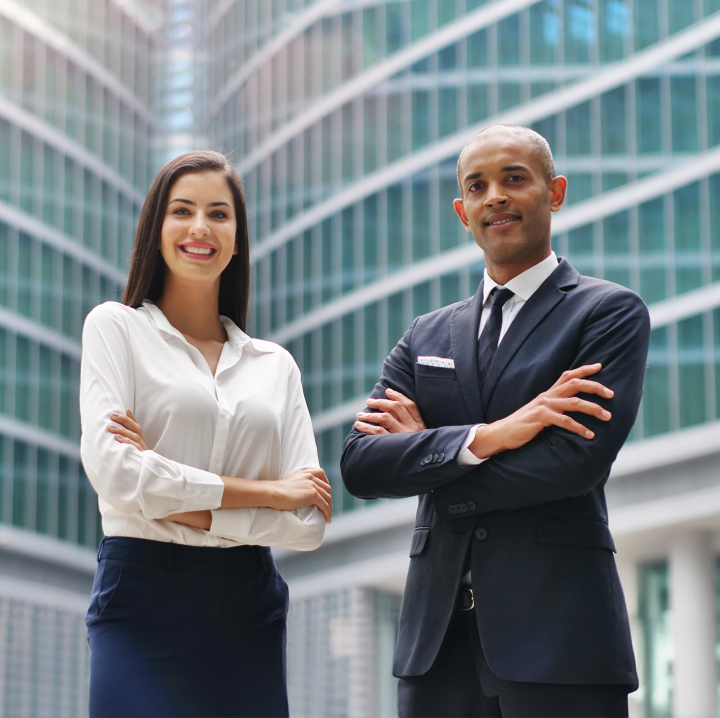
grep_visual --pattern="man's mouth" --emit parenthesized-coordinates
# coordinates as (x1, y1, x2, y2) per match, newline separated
(484, 214, 521, 229)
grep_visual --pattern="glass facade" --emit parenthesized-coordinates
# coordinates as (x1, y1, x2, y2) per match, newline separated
(0, 0, 160, 550)
(195, 0, 720, 515)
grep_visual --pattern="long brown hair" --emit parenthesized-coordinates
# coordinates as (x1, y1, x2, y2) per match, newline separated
(122, 151, 251, 330)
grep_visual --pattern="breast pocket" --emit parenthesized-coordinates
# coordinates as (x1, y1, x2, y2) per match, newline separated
(415, 365, 463, 427)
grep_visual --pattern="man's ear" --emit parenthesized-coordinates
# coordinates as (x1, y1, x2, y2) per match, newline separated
(549, 176, 568, 213)
(453, 198, 471, 230)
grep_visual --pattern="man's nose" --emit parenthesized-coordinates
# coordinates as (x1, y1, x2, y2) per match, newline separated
(484, 186, 508, 207)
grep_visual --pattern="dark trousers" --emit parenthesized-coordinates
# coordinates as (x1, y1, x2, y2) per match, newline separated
(86, 537, 289, 718)
(398, 609, 629, 718)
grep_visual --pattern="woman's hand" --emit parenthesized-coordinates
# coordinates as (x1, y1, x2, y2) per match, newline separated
(162, 510, 212, 530)
(267, 469, 333, 524)
(108, 409, 148, 451)
(469, 363, 613, 459)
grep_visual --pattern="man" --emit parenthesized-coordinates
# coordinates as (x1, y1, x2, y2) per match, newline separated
(340, 125, 648, 718)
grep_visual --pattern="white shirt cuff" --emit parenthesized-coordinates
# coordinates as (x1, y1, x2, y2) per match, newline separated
(209, 506, 254, 541)
(177, 464, 225, 511)
(456, 425, 490, 466)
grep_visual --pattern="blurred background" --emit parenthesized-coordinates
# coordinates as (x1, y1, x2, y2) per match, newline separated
(0, 0, 719, 715)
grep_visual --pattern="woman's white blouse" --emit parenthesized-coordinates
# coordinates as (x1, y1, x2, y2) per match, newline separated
(79, 300, 325, 550)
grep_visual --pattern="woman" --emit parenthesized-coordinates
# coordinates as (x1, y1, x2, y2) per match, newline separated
(80, 151, 331, 718)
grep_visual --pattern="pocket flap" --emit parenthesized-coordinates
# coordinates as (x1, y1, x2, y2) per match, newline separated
(537, 517, 616, 552)
(409, 527, 431, 557)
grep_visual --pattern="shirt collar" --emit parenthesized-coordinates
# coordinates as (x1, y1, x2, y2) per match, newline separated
(482, 251, 559, 305)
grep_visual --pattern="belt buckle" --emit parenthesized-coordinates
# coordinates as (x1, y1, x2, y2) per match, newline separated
(458, 587, 474, 611)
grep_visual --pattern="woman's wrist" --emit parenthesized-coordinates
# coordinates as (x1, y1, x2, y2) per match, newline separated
(219, 475, 279, 509)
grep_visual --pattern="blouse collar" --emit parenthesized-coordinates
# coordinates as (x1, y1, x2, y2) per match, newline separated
(140, 300, 273, 354)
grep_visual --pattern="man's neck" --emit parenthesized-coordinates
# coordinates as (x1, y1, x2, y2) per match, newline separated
(484, 250, 553, 287)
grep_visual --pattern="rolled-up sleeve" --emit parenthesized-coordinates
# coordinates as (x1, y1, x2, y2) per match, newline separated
(208, 359, 326, 551)
(80, 304, 225, 519)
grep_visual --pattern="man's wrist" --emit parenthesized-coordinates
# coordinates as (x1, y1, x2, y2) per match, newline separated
(469, 422, 505, 460)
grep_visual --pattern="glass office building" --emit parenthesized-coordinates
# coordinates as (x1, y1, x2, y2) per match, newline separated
(195, 1, 720, 716)
(0, 1, 161, 714)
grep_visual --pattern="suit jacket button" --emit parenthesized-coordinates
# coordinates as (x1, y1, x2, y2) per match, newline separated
(449, 505, 457, 514)
(467, 501, 476, 511)
(438, 453, 445, 461)
(424, 453, 433, 464)
(475, 528, 488, 541)
(460, 503, 468, 512)
(432, 453, 439, 462)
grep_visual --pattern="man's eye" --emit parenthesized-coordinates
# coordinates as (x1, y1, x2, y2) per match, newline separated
(507, 175, 524, 182)
(468, 182, 483, 192)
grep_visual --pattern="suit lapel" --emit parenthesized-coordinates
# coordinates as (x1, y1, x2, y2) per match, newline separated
(451, 280, 485, 422)
(481, 259, 580, 409)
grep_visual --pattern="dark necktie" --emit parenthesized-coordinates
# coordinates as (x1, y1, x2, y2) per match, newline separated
(477, 287, 515, 389)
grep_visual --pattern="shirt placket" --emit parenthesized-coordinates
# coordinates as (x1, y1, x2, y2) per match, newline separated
(209, 377, 230, 476)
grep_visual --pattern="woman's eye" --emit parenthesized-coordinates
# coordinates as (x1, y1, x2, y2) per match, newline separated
(173, 207, 190, 215)
(210, 211, 227, 219)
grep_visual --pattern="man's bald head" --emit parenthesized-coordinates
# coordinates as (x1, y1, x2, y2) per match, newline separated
(456, 125, 556, 192)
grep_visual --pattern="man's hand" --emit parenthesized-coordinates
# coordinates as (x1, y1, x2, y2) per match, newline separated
(355, 388, 427, 435)
(470, 363, 613, 459)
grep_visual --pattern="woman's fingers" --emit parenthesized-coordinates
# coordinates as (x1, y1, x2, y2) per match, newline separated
(112, 434, 144, 451)
(108, 424, 142, 442)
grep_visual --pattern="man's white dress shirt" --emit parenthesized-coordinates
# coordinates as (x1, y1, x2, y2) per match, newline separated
(80, 300, 325, 551)
(456, 252, 560, 466)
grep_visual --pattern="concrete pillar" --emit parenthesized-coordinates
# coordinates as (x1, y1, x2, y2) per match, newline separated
(669, 531, 717, 718)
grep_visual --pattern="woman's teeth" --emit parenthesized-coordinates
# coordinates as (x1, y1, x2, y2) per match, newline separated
(182, 246, 214, 255)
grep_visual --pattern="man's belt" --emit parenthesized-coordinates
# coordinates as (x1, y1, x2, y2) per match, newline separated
(457, 586, 474, 611)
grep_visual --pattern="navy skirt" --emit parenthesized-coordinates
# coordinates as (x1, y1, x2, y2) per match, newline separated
(86, 537, 290, 718)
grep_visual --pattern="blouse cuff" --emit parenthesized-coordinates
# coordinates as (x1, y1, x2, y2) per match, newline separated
(175, 463, 225, 511)
(208, 506, 254, 541)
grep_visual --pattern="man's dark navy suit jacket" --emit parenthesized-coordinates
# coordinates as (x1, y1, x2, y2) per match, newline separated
(341, 258, 649, 689)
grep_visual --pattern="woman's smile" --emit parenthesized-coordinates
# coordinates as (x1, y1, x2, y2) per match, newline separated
(179, 241, 218, 260)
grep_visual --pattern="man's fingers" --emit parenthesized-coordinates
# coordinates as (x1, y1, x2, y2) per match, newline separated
(552, 379, 614, 399)
(354, 420, 389, 435)
(385, 388, 415, 409)
(356, 411, 402, 432)
(549, 397, 611, 421)
(550, 363, 602, 389)
(366, 398, 407, 419)
(548, 412, 595, 439)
